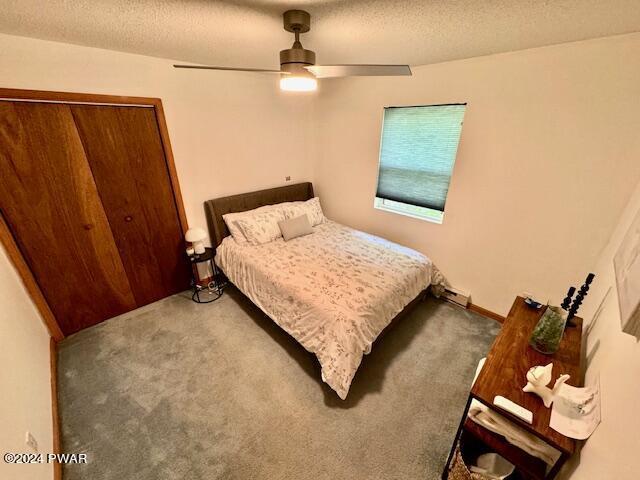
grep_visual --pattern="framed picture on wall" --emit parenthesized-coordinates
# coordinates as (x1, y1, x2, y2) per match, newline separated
(613, 205, 640, 338)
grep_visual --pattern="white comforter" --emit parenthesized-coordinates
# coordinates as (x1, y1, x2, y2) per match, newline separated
(216, 220, 446, 399)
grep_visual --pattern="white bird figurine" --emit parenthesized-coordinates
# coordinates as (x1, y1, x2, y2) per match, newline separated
(522, 363, 570, 408)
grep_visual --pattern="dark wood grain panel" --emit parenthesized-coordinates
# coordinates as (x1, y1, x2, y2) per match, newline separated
(71, 105, 189, 305)
(0, 212, 64, 341)
(0, 87, 162, 107)
(471, 297, 582, 454)
(0, 101, 137, 334)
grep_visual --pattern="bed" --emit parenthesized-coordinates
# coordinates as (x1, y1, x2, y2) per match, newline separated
(205, 182, 446, 399)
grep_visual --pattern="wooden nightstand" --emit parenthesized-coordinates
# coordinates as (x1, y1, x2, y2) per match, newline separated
(443, 297, 583, 480)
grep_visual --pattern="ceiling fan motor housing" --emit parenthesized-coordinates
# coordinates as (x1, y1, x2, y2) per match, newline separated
(280, 48, 316, 70)
(280, 10, 315, 74)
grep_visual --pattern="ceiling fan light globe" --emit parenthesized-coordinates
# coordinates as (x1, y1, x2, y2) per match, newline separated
(280, 76, 317, 92)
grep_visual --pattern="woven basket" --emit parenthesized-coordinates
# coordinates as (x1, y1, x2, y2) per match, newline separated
(448, 444, 494, 480)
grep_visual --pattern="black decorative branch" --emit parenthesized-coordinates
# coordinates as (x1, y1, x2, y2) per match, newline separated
(567, 273, 595, 327)
(561, 286, 576, 311)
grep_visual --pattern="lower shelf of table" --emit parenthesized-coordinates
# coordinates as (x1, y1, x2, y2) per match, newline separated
(463, 419, 549, 480)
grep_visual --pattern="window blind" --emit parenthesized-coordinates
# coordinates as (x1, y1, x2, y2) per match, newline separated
(376, 104, 466, 212)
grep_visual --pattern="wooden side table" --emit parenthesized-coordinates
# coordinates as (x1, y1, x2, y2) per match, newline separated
(443, 297, 583, 480)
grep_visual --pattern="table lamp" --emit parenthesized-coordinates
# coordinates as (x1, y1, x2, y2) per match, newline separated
(185, 227, 207, 254)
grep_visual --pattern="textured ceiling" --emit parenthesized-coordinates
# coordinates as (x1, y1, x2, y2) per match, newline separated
(1, 0, 639, 68)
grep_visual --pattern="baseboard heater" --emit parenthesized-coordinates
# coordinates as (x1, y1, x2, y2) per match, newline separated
(442, 287, 470, 308)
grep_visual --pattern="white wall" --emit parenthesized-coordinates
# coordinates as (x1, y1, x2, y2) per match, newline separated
(314, 33, 640, 316)
(563, 178, 640, 479)
(0, 245, 54, 480)
(0, 33, 315, 237)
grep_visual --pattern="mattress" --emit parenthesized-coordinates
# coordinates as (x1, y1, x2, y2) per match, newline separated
(215, 220, 446, 399)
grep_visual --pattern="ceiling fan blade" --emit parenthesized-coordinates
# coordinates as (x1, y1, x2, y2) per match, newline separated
(305, 65, 412, 78)
(173, 65, 287, 74)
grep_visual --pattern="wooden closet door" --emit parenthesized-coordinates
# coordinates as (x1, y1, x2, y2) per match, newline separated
(70, 106, 190, 306)
(0, 101, 137, 334)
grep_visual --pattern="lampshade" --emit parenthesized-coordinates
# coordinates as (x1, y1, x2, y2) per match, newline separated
(279, 60, 318, 92)
(280, 75, 317, 92)
(185, 227, 207, 243)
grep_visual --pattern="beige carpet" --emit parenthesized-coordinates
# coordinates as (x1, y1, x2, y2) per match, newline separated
(57, 286, 500, 480)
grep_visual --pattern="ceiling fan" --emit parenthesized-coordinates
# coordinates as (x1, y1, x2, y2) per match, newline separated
(174, 9, 412, 92)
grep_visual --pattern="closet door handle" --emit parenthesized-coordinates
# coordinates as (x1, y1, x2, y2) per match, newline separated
(124, 215, 133, 222)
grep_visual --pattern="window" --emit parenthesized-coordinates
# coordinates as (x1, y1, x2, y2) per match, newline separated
(374, 104, 466, 224)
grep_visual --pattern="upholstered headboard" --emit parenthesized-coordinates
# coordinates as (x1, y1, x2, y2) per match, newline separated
(204, 182, 314, 247)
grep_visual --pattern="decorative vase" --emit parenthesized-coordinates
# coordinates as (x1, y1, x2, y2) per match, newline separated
(529, 306, 567, 354)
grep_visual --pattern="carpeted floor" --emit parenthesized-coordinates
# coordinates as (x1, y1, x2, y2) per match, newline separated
(57, 286, 500, 480)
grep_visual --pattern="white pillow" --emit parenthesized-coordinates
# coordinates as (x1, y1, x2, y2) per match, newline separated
(236, 209, 286, 246)
(278, 214, 313, 241)
(222, 204, 281, 245)
(281, 197, 325, 226)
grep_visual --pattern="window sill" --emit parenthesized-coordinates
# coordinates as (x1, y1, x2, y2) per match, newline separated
(373, 201, 443, 225)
